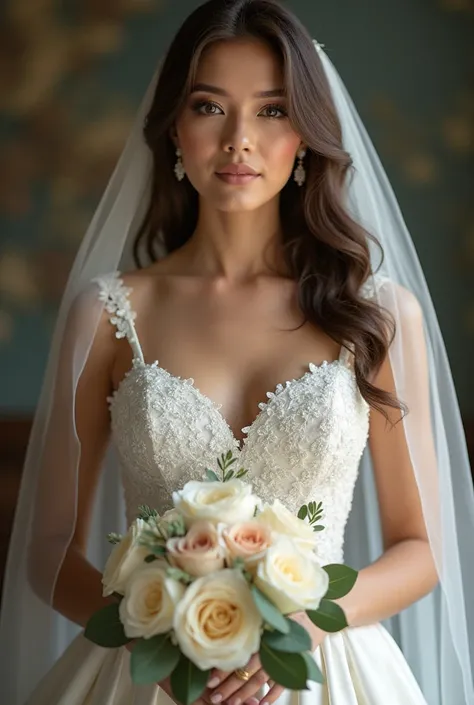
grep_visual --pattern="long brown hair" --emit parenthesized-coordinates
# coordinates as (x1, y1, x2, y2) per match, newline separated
(137, 0, 403, 418)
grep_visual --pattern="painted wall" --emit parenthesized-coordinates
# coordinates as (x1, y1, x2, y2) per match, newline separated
(0, 0, 472, 412)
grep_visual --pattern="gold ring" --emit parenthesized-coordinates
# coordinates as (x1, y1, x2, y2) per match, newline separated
(234, 668, 251, 681)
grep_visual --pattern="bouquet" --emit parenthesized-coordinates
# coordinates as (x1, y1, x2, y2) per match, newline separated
(85, 451, 357, 704)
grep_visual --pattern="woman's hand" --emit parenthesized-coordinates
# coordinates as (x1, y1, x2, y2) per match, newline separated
(203, 613, 326, 705)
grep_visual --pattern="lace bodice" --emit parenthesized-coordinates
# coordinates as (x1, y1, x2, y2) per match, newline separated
(96, 272, 373, 565)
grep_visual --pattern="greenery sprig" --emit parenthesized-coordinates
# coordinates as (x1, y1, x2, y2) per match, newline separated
(204, 449, 249, 483)
(297, 501, 325, 532)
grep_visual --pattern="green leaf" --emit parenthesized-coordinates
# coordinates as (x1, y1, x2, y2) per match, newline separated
(138, 504, 159, 521)
(307, 599, 348, 633)
(145, 554, 158, 563)
(323, 564, 358, 600)
(170, 654, 210, 705)
(235, 468, 249, 478)
(308, 502, 315, 515)
(205, 469, 220, 482)
(106, 532, 123, 544)
(259, 643, 309, 689)
(297, 505, 308, 521)
(313, 525, 325, 532)
(251, 586, 289, 634)
(302, 652, 325, 685)
(223, 469, 235, 482)
(166, 567, 194, 584)
(262, 618, 312, 652)
(84, 603, 130, 647)
(130, 634, 180, 685)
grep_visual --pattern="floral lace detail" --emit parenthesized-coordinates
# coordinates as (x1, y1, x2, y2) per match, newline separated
(95, 273, 372, 565)
(93, 271, 143, 361)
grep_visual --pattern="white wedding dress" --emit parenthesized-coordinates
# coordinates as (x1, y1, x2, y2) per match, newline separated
(26, 272, 428, 705)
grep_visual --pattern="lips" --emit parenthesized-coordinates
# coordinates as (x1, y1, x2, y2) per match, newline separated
(217, 164, 259, 176)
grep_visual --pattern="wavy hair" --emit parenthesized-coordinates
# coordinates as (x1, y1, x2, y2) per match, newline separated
(136, 0, 403, 418)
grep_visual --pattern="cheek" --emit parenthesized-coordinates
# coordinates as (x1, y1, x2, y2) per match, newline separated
(264, 133, 300, 171)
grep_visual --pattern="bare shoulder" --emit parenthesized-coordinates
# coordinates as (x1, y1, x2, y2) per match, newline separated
(375, 276, 424, 325)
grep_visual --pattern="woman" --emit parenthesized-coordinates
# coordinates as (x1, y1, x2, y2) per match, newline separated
(1, 1, 473, 704)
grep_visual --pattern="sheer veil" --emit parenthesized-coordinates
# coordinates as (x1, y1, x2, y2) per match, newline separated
(0, 30, 473, 705)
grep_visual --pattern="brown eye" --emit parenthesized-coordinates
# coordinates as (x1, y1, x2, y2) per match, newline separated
(192, 100, 223, 116)
(259, 104, 287, 119)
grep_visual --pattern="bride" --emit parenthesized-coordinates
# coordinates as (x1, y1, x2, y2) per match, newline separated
(1, 1, 473, 704)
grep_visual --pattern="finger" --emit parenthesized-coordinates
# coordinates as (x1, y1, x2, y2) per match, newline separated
(224, 668, 271, 705)
(207, 656, 262, 704)
(207, 669, 232, 689)
(258, 682, 285, 705)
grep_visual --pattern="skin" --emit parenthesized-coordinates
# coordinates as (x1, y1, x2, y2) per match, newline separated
(50, 37, 438, 705)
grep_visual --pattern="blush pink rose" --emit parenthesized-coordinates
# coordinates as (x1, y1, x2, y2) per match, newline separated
(166, 521, 225, 577)
(222, 520, 274, 570)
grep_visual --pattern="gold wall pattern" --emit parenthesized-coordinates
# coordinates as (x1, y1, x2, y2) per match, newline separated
(0, 0, 163, 343)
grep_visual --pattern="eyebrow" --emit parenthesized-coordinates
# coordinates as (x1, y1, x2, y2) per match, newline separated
(190, 83, 285, 98)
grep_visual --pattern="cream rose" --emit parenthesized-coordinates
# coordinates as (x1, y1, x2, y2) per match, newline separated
(221, 520, 273, 571)
(256, 498, 318, 552)
(254, 538, 329, 614)
(172, 479, 260, 528)
(167, 521, 225, 577)
(102, 519, 150, 597)
(119, 564, 185, 639)
(173, 569, 262, 671)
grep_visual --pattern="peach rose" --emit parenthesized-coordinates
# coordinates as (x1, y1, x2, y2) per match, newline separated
(166, 521, 225, 577)
(222, 520, 273, 570)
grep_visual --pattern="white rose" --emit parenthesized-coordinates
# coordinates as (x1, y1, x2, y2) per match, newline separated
(173, 569, 262, 671)
(119, 564, 185, 639)
(256, 498, 318, 552)
(254, 538, 329, 614)
(102, 519, 150, 596)
(172, 479, 260, 528)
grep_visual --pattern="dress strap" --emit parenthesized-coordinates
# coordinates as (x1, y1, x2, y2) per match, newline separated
(338, 273, 390, 369)
(93, 271, 144, 363)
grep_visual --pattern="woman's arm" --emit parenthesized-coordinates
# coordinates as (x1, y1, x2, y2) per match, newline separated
(29, 298, 118, 629)
(337, 285, 439, 627)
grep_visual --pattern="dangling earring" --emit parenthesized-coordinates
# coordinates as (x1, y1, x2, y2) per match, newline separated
(294, 147, 306, 186)
(174, 147, 185, 181)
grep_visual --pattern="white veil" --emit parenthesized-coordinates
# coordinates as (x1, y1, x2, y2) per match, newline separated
(0, 22, 473, 705)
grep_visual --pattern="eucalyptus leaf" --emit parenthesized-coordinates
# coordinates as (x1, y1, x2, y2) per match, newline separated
(131, 634, 180, 684)
(302, 652, 325, 685)
(307, 599, 348, 633)
(323, 564, 358, 600)
(262, 618, 312, 652)
(297, 505, 308, 520)
(251, 586, 289, 634)
(170, 654, 210, 705)
(145, 554, 158, 563)
(259, 643, 309, 689)
(84, 603, 130, 648)
(205, 469, 220, 482)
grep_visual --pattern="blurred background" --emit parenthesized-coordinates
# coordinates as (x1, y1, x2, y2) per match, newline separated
(0, 0, 473, 591)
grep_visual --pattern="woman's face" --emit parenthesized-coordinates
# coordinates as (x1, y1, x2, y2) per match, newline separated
(174, 38, 303, 212)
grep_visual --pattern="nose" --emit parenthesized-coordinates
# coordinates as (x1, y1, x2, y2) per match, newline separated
(221, 115, 254, 154)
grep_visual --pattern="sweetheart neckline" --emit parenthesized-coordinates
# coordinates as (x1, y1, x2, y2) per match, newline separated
(108, 357, 352, 449)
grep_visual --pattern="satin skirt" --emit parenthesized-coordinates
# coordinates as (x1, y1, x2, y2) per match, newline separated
(26, 623, 427, 705)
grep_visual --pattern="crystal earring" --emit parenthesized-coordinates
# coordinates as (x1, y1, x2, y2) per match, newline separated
(294, 148, 306, 186)
(174, 147, 185, 181)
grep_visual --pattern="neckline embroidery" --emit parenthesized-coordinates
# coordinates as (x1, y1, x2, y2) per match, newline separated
(108, 357, 353, 450)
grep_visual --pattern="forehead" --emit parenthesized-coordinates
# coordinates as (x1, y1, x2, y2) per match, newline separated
(194, 38, 284, 91)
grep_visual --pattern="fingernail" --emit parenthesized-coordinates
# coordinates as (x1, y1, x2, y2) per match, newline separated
(208, 678, 220, 689)
(211, 695, 222, 703)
